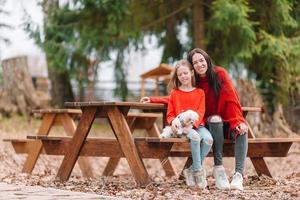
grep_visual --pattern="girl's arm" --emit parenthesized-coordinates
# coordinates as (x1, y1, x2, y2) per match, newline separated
(166, 92, 176, 125)
(140, 96, 169, 104)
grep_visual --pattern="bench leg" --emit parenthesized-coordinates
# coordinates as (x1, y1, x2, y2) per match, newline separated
(103, 117, 177, 177)
(56, 107, 97, 182)
(179, 157, 193, 180)
(148, 124, 176, 177)
(103, 158, 120, 176)
(250, 157, 272, 177)
(22, 114, 56, 173)
(60, 114, 94, 178)
(107, 107, 150, 187)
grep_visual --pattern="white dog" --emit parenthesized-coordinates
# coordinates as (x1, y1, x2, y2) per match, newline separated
(160, 110, 199, 138)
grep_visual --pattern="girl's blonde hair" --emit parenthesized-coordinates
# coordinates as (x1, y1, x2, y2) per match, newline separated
(168, 59, 196, 90)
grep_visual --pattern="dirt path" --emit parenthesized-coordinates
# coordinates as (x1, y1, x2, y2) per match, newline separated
(0, 182, 123, 200)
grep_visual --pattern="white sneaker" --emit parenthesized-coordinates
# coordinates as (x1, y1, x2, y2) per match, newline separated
(183, 167, 195, 186)
(213, 165, 230, 190)
(231, 172, 244, 191)
(194, 168, 207, 189)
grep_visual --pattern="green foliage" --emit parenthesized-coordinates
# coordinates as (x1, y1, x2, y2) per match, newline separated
(206, 0, 256, 65)
(23, 0, 300, 108)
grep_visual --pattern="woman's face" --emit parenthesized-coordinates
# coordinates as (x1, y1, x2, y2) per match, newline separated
(192, 53, 208, 77)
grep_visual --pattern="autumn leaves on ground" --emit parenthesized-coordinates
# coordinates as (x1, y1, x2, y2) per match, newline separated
(0, 116, 299, 199)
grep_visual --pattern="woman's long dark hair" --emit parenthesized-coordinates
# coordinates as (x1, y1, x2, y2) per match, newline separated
(187, 48, 221, 97)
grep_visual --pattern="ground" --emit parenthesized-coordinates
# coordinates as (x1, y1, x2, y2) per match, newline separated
(0, 116, 299, 199)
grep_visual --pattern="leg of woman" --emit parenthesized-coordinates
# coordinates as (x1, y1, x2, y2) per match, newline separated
(207, 115, 230, 190)
(207, 116, 224, 166)
(235, 134, 248, 175)
(231, 133, 248, 191)
(183, 129, 201, 186)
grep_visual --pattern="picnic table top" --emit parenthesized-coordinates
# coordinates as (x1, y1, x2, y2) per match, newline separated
(64, 101, 166, 109)
(64, 101, 262, 111)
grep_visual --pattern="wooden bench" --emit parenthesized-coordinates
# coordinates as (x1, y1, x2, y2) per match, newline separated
(4, 109, 176, 177)
(14, 135, 300, 178)
(3, 109, 94, 178)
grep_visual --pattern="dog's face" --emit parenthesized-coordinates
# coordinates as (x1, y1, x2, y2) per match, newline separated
(178, 110, 199, 126)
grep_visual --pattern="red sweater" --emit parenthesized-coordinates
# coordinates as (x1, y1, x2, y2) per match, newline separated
(150, 67, 245, 135)
(167, 88, 205, 128)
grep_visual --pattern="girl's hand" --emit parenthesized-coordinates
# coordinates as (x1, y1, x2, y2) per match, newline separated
(140, 97, 150, 103)
(236, 122, 248, 135)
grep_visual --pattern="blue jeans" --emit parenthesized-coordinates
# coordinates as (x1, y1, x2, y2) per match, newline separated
(186, 126, 213, 172)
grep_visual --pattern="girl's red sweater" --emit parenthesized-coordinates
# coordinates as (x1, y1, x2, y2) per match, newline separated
(150, 67, 245, 135)
(167, 88, 205, 128)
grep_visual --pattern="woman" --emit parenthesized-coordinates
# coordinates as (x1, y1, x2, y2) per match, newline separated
(141, 48, 248, 191)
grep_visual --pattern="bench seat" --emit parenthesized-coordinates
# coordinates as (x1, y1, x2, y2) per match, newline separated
(6, 136, 300, 159)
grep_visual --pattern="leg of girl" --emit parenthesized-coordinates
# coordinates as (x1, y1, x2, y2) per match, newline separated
(184, 128, 212, 188)
(195, 126, 213, 188)
(183, 129, 200, 187)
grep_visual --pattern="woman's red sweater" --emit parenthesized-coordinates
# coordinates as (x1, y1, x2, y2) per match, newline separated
(150, 67, 245, 136)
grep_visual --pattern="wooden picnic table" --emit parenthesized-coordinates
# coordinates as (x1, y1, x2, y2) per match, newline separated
(51, 101, 298, 186)
(57, 101, 167, 186)
(5, 102, 299, 187)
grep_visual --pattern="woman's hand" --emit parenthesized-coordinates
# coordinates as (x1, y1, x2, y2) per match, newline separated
(140, 96, 150, 103)
(236, 122, 248, 135)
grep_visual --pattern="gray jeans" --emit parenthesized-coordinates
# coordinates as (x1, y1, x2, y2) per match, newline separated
(207, 120, 248, 175)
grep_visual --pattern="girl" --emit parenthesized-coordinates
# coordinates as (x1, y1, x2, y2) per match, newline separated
(165, 59, 213, 189)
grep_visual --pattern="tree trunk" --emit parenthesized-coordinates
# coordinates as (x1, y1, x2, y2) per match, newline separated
(48, 68, 74, 107)
(193, 0, 205, 49)
(42, 0, 74, 107)
(1, 56, 39, 115)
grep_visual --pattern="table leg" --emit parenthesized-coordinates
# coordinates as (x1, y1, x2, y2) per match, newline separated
(250, 157, 272, 177)
(22, 114, 56, 173)
(56, 107, 97, 182)
(107, 107, 150, 187)
(60, 114, 94, 178)
(179, 157, 193, 180)
(102, 158, 120, 176)
(147, 123, 176, 177)
(103, 117, 176, 177)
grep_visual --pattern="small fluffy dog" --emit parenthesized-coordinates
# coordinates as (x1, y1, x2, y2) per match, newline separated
(160, 110, 199, 138)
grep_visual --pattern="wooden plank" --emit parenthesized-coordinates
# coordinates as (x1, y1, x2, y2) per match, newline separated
(56, 107, 97, 182)
(179, 157, 192, 180)
(127, 112, 162, 118)
(107, 106, 150, 186)
(242, 107, 262, 112)
(65, 101, 166, 110)
(30, 137, 295, 158)
(250, 157, 272, 177)
(102, 158, 120, 176)
(32, 109, 82, 114)
(22, 113, 56, 173)
(144, 122, 176, 176)
(59, 114, 94, 178)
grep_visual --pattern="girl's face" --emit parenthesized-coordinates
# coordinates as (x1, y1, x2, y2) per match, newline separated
(176, 65, 193, 87)
(192, 53, 208, 77)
